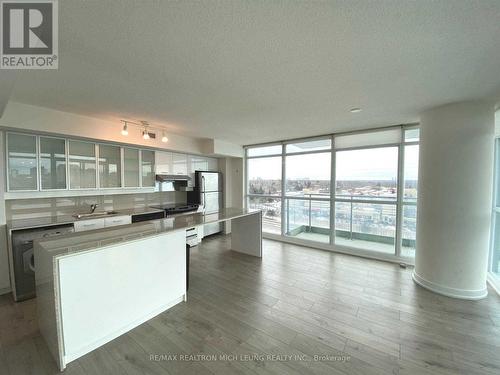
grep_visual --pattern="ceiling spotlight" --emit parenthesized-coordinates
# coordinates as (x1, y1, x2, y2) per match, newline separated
(161, 132, 168, 143)
(141, 121, 150, 140)
(121, 122, 128, 136)
(350, 108, 362, 113)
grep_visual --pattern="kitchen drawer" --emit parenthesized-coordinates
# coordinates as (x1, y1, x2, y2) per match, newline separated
(74, 218, 105, 232)
(104, 215, 131, 227)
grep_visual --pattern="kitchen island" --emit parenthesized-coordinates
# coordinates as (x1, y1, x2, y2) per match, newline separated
(34, 208, 262, 371)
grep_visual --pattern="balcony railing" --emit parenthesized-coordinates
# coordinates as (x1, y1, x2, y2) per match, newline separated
(249, 193, 416, 252)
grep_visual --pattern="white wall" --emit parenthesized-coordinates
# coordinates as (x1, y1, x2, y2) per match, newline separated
(202, 138, 243, 158)
(414, 101, 495, 299)
(1, 101, 244, 157)
(219, 157, 244, 234)
(0, 102, 207, 154)
(0, 73, 16, 118)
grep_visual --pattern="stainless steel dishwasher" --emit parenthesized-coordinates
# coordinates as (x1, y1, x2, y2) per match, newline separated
(11, 224, 74, 301)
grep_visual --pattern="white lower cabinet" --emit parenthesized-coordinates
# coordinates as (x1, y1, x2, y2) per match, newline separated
(74, 215, 131, 232)
(74, 218, 105, 232)
(197, 225, 204, 242)
(104, 216, 132, 227)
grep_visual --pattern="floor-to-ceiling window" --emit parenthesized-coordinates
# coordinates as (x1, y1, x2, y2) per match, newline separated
(245, 125, 419, 262)
(284, 138, 331, 243)
(402, 129, 419, 257)
(246, 144, 283, 234)
(335, 145, 398, 254)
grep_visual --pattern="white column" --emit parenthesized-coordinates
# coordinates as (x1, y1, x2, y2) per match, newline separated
(413, 101, 495, 299)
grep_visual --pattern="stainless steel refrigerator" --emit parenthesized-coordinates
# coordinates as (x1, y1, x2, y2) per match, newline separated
(188, 171, 223, 236)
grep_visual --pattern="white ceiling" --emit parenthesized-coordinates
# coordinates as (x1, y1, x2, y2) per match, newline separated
(4, 0, 500, 145)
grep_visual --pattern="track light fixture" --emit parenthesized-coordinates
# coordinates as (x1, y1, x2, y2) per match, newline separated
(119, 119, 169, 142)
(121, 121, 128, 136)
(141, 121, 150, 140)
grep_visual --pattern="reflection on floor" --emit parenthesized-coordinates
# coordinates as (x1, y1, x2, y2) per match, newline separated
(0, 235, 498, 374)
(294, 231, 330, 243)
(289, 232, 416, 257)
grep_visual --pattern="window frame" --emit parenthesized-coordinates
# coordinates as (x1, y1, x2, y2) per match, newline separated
(244, 124, 419, 263)
(488, 138, 500, 293)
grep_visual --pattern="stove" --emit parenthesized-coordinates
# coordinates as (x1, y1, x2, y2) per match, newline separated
(149, 203, 199, 217)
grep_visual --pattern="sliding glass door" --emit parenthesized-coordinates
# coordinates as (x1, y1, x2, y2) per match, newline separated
(284, 139, 331, 243)
(246, 145, 282, 234)
(334, 146, 398, 253)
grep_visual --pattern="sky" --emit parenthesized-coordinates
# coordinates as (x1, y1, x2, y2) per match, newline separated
(248, 146, 419, 181)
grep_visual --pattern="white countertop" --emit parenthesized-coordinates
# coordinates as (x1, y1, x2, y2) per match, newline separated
(7, 206, 165, 231)
(36, 208, 261, 258)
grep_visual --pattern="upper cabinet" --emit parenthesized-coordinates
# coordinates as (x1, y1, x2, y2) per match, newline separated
(68, 140, 97, 189)
(187, 156, 218, 177)
(141, 150, 155, 187)
(207, 157, 218, 172)
(5, 132, 220, 194)
(7, 133, 38, 191)
(123, 148, 140, 188)
(40, 137, 67, 190)
(172, 153, 187, 175)
(98, 144, 122, 188)
(155, 151, 172, 174)
(189, 155, 208, 174)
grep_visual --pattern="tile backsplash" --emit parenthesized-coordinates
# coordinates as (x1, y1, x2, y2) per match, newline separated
(5, 192, 185, 220)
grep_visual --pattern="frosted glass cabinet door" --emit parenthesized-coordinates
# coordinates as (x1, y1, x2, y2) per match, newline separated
(123, 148, 140, 187)
(40, 137, 67, 190)
(141, 150, 155, 187)
(7, 133, 38, 191)
(189, 156, 208, 173)
(69, 141, 97, 189)
(155, 151, 172, 174)
(99, 144, 122, 188)
(172, 153, 187, 174)
(207, 158, 218, 172)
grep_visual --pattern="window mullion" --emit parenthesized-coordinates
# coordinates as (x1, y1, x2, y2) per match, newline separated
(281, 144, 286, 236)
(330, 135, 335, 246)
(395, 130, 405, 258)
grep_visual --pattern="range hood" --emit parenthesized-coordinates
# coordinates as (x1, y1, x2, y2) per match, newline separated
(155, 174, 193, 192)
(155, 174, 191, 182)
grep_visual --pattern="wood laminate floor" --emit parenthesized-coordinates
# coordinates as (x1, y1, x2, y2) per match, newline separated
(1, 235, 500, 375)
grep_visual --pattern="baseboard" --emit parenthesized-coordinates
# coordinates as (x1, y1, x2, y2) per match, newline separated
(0, 286, 11, 296)
(63, 295, 185, 367)
(412, 271, 488, 300)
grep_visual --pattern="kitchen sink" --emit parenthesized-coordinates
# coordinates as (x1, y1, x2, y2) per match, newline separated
(72, 211, 118, 219)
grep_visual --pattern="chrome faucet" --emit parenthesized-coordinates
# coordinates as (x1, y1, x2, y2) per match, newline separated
(90, 203, 99, 213)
